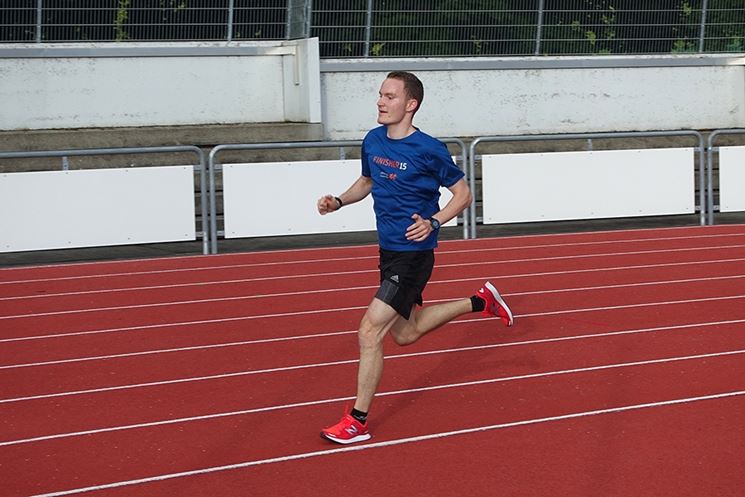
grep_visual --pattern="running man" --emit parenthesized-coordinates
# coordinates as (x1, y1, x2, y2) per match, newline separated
(317, 71, 513, 444)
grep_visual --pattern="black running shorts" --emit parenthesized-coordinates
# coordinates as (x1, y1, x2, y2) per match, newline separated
(374, 248, 435, 320)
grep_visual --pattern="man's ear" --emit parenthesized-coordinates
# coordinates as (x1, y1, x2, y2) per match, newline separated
(406, 99, 419, 113)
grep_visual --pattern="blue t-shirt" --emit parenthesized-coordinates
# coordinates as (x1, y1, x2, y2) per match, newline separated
(361, 126, 465, 251)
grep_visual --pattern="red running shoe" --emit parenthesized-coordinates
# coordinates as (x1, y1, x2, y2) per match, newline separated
(477, 281, 514, 326)
(320, 414, 371, 444)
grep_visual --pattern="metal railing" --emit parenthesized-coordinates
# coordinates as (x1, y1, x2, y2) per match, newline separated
(0, 0, 288, 43)
(314, 1, 738, 57)
(2, 1, 743, 57)
(207, 138, 469, 253)
(468, 130, 707, 239)
(3, 129, 744, 257)
(706, 129, 745, 225)
(0, 146, 210, 255)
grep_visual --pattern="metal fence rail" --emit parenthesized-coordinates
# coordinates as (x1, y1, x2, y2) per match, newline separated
(1, 1, 743, 57)
(2, 130, 741, 258)
(468, 131, 707, 239)
(207, 138, 468, 253)
(316, 1, 744, 57)
(0, 0, 287, 43)
(0, 146, 210, 255)
(706, 129, 745, 225)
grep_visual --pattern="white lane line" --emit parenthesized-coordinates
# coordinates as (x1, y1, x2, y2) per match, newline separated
(4, 248, 745, 303)
(2, 315, 745, 404)
(509, 274, 745, 296)
(4, 345, 745, 448)
(3, 256, 744, 344)
(0, 329, 359, 370)
(28, 388, 745, 497)
(2, 222, 742, 276)
(0, 231, 734, 282)
(3, 275, 744, 328)
(1, 234, 743, 287)
(3, 272, 745, 370)
(3, 245, 745, 319)
(519, 294, 745, 318)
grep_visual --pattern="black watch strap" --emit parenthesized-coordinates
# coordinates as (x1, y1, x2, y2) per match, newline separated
(429, 217, 441, 230)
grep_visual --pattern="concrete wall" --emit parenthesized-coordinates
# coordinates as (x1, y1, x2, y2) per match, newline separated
(320, 56, 745, 140)
(0, 39, 321, 131)
(1, 41, 743, 139)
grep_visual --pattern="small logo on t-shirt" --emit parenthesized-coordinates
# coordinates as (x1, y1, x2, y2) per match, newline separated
(373, 155, 407, 170)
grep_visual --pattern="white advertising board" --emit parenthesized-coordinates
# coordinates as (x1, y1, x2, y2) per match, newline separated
(718, 146, 745, 213)
(222, 159, 456, 238)
(0, 166, 195, 253)
(482, 148, 694, 224)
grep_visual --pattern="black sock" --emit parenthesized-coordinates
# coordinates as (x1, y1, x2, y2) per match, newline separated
(470, 295, 485, 312)
(350, 408, 368, 423)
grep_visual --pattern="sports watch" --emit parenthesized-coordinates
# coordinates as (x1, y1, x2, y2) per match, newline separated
(429, 217, 441, 231)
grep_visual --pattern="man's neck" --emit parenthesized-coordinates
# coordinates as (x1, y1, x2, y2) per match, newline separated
(386, 121, 416, 140)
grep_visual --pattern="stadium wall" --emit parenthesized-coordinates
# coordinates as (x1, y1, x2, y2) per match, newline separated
(0, 40, 743, 139)
(0, 39, 321, 131)
(320, 56, 745, 140)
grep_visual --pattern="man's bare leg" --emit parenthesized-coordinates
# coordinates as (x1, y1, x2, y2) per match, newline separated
(389, 298, 473, 346)
(354, 296, 473, 411)
(353, 298, 401, 412)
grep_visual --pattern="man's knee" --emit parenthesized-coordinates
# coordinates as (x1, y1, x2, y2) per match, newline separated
(390, 329, 417, 346)
(358, 315, 386, 350)
(389, 313, 419, 346)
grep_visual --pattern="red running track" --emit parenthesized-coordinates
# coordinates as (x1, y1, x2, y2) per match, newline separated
(1, 224, 744, 496)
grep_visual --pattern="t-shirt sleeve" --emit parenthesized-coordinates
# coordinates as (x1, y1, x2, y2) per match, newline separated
(430, 141, 464, 188)
(361, 140, 371, 177)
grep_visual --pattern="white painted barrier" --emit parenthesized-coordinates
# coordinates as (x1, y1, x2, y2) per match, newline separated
(481, 148, 694, 224)
(0, 166, 196, 252)
(718, 146, 745, 213)
(222, 160, 455, 239)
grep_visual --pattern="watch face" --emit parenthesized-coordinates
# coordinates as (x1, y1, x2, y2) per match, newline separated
(431, 218, 440, 230)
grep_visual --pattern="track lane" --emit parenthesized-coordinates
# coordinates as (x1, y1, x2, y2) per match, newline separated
(2, 223, 742, 279)
(2, 225, 744, 496)
(1, 227, 743, 297)
(3, 249, 745, 316)
(3, 257, 744, 363)
(71, 394, 744, 497)
(3, 247, 745, 339)
(2, 318, 744, 445)
(4, 354, 745, 497)
(2, 277, 744, 400)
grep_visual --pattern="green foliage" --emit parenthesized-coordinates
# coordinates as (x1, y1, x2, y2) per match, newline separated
(725, 37, 743, 52)
(680, 1, 694, 17)
(370, 42, 386, 56)
(672, 39, 697, 53)
(114, 0, 131, 41)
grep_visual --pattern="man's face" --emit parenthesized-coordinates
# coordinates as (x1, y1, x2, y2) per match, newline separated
(376, 78, 415, 126)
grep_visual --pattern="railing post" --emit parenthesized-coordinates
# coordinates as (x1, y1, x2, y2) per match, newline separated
(304, 0, 313, 38)
(227, 0, 235, 41)
(468, 139, 479, 239)
(364, 0, 373, 57)
(698, 0, 708, 52)
(35, 0, 43, 43)
(285, 0, 291, 39)
(535, 0, 545, 55)
(286, 0, 311, 39)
